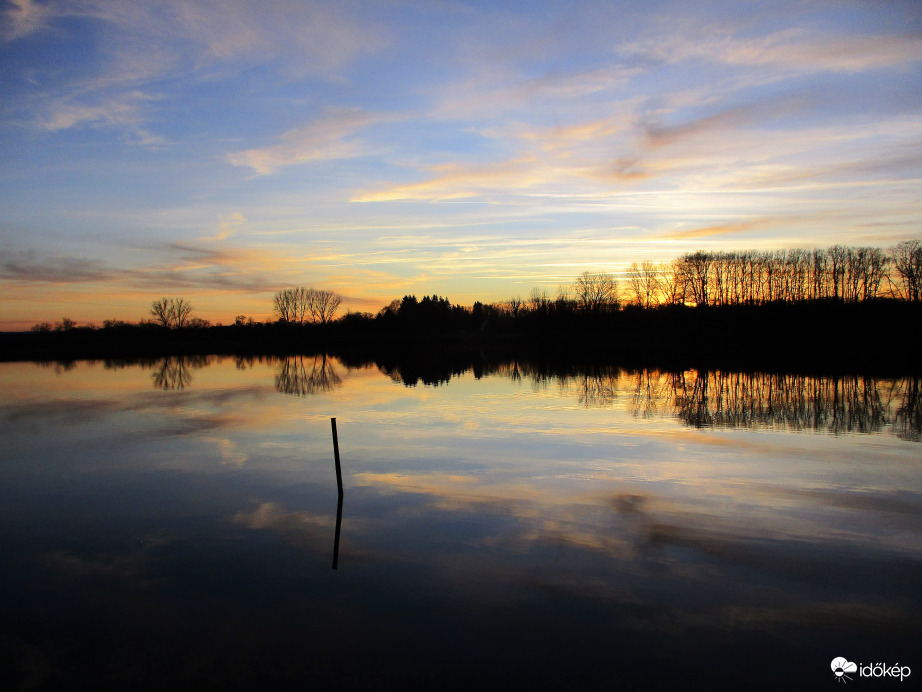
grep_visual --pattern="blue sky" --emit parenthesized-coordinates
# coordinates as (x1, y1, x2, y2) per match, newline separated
(1, 0, 921, 327)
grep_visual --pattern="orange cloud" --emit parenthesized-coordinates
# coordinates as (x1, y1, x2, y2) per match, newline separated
(227, 108, 383, 175)
(657, 218, 779, 241)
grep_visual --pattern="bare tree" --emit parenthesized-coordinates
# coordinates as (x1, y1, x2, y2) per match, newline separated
(150, 297, 194, 329)
(173, 298, 193, 328)
(274, 287, 342, 324)
(529, 288, 550, 312)
(626, 262, 645, 307)
(626, 260, 662, 308)
(306, 288, 343, 324)
(273, 287, 309, 324)
(890, 240, 922, 301)
(661, 260, 687, 305)
(828, 245, 848, 301)
(862, 247, 889, 300)
(150, 298, 172, 327)
(572, 271, 618, 312)
(506, 296, 523, 318)
(680, 252, 713, 306)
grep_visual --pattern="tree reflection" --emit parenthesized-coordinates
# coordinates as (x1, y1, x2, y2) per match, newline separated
(627, 370, 677, 420)
(488, 363, 920, 439)
(662, 371, 903, 436)
(151, 356, 211, 390)
(894, 377, 921, 442)
(274, 355, 342, 396)
(576, 366, 620, 408)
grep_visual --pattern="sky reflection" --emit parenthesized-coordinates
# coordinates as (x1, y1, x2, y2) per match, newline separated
(0, 357, 919, 688)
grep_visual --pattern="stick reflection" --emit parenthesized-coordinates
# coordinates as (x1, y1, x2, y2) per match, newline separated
(332, 493, 343, 570)
(331, 417, 344, 570)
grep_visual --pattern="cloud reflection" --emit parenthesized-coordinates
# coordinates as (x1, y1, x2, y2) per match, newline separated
(2, 356, 921, 689)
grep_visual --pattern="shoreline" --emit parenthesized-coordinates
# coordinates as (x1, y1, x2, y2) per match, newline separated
(3, 299, 919, 376)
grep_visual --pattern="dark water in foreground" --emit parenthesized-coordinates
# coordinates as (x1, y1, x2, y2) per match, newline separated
(1, 357, 919, 690)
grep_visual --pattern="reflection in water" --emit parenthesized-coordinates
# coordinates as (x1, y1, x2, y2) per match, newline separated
(275, 355, 342, 396)
(151, 355, 213, 390)
(22, 352, 922, 439)
(332, 493, 343, 570)
(642, 370, 918, 439)
(577, 367, 620, 408)
(671, 371, 889, 435)
(330, 417, 344, 570)
(492, 363, 921, 440)
(1, 357, 919, 689)
(895, 377, 921, 442)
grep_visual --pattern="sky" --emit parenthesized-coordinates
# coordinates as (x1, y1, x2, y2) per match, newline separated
(1, 0, 921, 329)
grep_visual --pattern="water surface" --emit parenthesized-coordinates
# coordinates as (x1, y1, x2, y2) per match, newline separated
(1, 356, 919, 690)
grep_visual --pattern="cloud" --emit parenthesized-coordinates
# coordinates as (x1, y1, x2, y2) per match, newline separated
(0, 243, 281, 294)
(353, 157, 548, 202)
(0, 250, 116, 283)
(201, 213, 247, 241)
(129, 242, 282, 293)
(39, 98, 143, 131)
(0, 398, 124, 426)
(227, 108, 381, 174)
(623, 24, 922, 75)
(233, 502, 337, 532)
(163, 0, 386, 75)
(10, 0, 384, 73)
(431, 63, 641, 122)
(725, 31, 922, 73)
(656, 218, 783, 241)
(1, 0, 49, 41)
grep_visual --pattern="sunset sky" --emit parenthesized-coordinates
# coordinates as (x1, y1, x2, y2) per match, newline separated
(2, 0, 921, 329)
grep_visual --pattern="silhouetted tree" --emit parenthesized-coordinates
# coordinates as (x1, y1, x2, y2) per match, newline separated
(661, 259, 687, 305)
(150, 297, 193, 328)
(507, 296, 523, 318)
(890, 240, 922, 301)
(102, 319, 133, 329)
(273, 287, 308, 324)
(626, 260, 662, 308)
(573, 271, 618, 312)
(307, 288, 343, 324)
(273, 287, 342, 324)
(529, 288, 551, 312)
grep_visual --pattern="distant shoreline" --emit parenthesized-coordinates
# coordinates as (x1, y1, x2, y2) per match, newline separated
(2, 299, 920, 375)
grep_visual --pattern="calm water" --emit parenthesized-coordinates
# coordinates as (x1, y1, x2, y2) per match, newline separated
(1, 356, 919, 690)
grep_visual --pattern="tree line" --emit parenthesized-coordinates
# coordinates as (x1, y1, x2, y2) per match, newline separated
(22, 241, 921, 338)
(620, 241, 921, 308)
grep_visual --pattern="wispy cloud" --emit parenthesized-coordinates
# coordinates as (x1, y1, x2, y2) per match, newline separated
(353, 157, 550, 202)
(1, 242, 281, 294)
(7, 0, 384, 72)
(3, 1, 921, 326)
(1, 0, 49, 41)
(0, 249, 115, 283)
(656, 217, 786, 241)
(39, 96, 145, 131)
(622, 24, 922, 75)
(201, 212, 247, 241)
(227, 108, 382, 174)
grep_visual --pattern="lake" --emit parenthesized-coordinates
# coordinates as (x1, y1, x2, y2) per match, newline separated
(1, 355, 919, 690)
